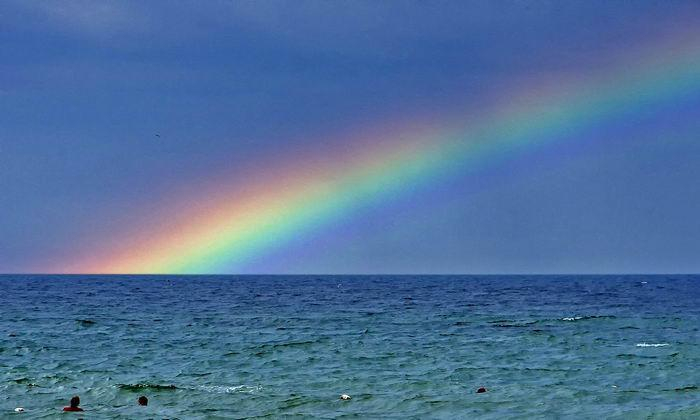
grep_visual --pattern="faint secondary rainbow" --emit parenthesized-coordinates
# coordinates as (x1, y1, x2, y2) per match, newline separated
(67, 31, 700, 274)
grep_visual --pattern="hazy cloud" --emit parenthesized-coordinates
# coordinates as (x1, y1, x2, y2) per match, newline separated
(9, 0, 148, 37)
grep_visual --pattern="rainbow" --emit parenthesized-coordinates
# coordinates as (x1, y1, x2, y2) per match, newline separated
(64, 30, 700, 274)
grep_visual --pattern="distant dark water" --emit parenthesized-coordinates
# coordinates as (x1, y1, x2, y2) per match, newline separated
(1, 275, 699, 418)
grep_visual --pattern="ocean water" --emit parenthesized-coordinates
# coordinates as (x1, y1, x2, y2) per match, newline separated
(1, 275, 699, 419)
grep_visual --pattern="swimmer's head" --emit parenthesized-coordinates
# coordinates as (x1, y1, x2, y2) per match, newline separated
(138, 396, 148, 406)
(70, 396, 80, 408)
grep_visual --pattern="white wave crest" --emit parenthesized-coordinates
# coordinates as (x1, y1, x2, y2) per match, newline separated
(197, 384, 262, 393)
(636, 343, 669, 348)
(562, 316, 583, 321)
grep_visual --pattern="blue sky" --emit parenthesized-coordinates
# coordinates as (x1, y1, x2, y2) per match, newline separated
(1, 1, 699, 273)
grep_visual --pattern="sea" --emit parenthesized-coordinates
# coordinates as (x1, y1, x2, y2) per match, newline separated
(0, 275, 698, 419)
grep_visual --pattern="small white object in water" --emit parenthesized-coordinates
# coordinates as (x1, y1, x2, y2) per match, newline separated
(14, 407, 25, 413)
(636, 343, 669, 347)
(562, 316, 583, 321)
(340, 394, 351, 400)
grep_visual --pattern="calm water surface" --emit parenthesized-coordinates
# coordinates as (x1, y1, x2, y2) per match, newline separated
(1, 275, 699, 418)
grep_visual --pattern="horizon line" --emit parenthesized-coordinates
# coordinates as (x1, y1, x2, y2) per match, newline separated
(1, 273, 698, 277)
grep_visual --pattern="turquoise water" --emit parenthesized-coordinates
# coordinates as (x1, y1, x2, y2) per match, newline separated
(1, 275, 699, 418)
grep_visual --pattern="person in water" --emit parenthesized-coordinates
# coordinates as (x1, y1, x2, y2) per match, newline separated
(138, 396, 148, 406)
(62, 395, 84, 412)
